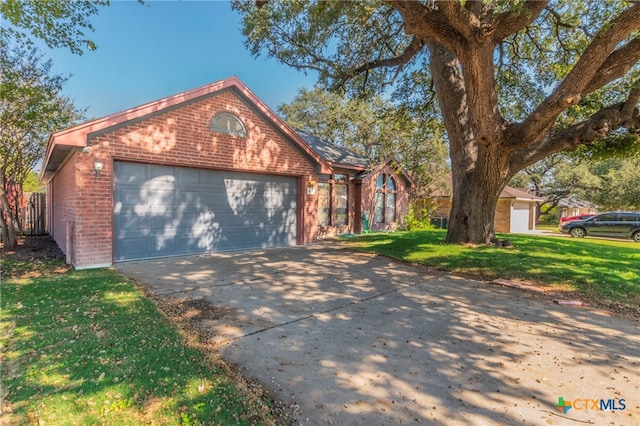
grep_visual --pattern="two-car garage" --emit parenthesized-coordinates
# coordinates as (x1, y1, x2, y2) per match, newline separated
(42, 77, 325, 268)
(113, 162, 298, 261)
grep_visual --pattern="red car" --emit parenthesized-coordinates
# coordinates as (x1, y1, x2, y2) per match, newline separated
(560, 214, 596, 223)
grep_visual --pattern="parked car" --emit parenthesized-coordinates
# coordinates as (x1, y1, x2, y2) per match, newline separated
(559, 214, 596, 223)
(559, 212, 640, 242)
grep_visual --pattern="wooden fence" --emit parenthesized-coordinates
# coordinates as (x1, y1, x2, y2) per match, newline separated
(21, 192, 47, 236)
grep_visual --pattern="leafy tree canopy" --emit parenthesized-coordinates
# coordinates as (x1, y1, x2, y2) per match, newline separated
(278, 87, 449, 194)
(588, 157, 640, 210)
(234, 0, 640, 244)
(0, 39, 83, 186)
(22, 170, 44, 192)
(0, 41, 84, 245)
(0, 0, 108, 54)
(0, 0, 97, 245)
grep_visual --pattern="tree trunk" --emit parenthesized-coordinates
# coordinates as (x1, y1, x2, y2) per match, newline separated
(428, 41, 510, 244)
(447, 149, 510, 244)
(0, 175, 18, 248)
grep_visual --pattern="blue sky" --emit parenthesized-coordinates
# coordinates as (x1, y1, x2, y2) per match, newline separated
(34, 0, 318, 120)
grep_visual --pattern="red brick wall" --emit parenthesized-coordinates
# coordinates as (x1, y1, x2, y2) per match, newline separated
(303, 178, 319, 243)
(56, 90, 318, 267)
(50, 156, 77, 259)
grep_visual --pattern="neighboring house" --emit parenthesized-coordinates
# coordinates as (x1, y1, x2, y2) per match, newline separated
(556, 197, 598, 219)
(430, 182, 543, 234)
(40, 77, 413, 268)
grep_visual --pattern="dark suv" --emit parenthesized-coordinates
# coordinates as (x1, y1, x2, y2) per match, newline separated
(559, 211, 640, 242)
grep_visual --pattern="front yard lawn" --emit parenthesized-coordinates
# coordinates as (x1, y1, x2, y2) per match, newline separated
(0, 263, 272, 425)
(345, 230, 640, 310)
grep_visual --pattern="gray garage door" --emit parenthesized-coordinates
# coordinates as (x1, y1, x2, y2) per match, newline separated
(114, 162, 297, 261)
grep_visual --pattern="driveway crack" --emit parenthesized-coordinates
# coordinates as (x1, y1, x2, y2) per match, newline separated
(225, 279, 428, 344)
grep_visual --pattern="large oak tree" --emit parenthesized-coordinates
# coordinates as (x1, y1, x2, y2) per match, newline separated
(233, 0, 640, 244)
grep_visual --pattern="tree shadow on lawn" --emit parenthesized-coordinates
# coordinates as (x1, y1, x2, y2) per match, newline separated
(1, 269, 269, 425)
(349, 231, 640, 309)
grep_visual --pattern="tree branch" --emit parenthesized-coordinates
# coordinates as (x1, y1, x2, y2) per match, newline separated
(427, 41, 477, 172)
(383, 1, 460, 51)
(511, 102, 640, 171)
(464, 0, 485, 18)
(545, 6, 578, 30)
(437, 1, 478, 40)
(622, 80, 640, 118)
(515, 3, 640, 148)
(492, 1, 548, 42)
(334, 36, 426, 88)
(582, 38, 640, 95)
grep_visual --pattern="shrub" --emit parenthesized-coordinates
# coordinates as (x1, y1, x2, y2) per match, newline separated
(404, 202, 435, 231)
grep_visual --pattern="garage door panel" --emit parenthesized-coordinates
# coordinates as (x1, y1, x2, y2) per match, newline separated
(118, 238, 152, 259)
(148, 164, 173, 178)
(145, 189, 175, 208)
(199, 192, 226, 206)
(114, 162, 297, 261)
(177, 190, 200, 204)
(178, 168, 202, 184)
(115, 214, 149, 238)
(115, 162, 147, 184)
(117, 187, 146, 206)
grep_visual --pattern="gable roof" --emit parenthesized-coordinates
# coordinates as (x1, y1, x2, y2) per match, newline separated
(353, 157, 416, 188)
(557, 196, 598, 208)
(295, 131, 415, 187)
(40, 76, 331, 182)
(499, 186, 544, 201)
(294, 129, 371, 170)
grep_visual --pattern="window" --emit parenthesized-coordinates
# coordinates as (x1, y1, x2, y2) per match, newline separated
(317, 174, 349, 226)
(596, 213, 617, 222)
(375, 174, 396, 224)
(619, 213, 639, 222)
(334, 184, 348, 225)
(318, 183, 331, 226)
(210, 112, 247, 137)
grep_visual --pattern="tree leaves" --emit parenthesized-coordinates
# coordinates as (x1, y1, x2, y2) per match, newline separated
(0, 0, 108, 55)
(0, 36, 84, 245)
(278, 87, 449, 195)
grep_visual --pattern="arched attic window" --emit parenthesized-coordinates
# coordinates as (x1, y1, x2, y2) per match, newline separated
(210, 112, 247, 138)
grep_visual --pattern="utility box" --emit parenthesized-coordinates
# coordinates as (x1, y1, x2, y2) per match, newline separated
(430, 217, 448, 229)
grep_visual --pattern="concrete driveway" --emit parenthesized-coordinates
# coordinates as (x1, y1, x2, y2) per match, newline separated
(116, 243, 639, 425)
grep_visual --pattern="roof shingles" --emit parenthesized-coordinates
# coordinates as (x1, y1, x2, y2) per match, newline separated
(294, 129, 371, 169)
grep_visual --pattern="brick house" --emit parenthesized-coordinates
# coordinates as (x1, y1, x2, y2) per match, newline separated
(40, 77, 413, 268)
(430, 182, 543, 234)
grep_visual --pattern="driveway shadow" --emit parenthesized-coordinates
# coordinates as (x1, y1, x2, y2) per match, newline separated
(117, 243, 639, 425)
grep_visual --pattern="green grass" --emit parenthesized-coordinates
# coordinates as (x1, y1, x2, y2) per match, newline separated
(345, 230, 640, 307)
(535, 223, 559, 232)
(0, 267, 270, 425)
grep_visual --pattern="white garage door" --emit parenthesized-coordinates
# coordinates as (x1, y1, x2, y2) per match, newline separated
(510, 202, 531, 234)
(114, 162, 297, 261)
